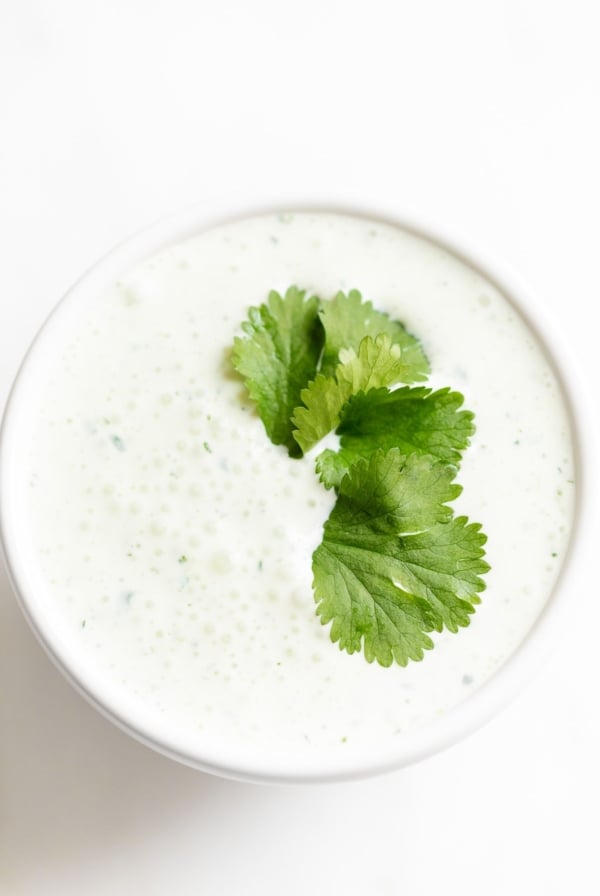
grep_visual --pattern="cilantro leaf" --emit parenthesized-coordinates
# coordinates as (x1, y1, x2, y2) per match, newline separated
(232, 286, 324, 456)
(292, 334, 417, 454)
(316, 386, 475, 489)
(312, 448, 489, 667)
(231, 286, 489, 669)
(319, 289, 429, 381)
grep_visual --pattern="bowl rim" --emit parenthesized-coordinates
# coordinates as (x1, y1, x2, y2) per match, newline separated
(0, 198, 595, 784)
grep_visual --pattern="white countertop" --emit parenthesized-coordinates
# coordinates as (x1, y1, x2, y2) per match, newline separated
(1, 1, 599, 893)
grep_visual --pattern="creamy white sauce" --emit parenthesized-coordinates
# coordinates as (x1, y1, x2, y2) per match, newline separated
(26, 213, 574, 755)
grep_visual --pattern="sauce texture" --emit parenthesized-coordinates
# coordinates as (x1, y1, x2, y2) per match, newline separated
(26, 213, 574, 754)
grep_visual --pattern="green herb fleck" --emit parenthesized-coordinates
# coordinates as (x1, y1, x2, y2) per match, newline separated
(111, 434, 126, 451)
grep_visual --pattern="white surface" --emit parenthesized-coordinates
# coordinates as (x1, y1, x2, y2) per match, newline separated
(0, 0, 599, 892)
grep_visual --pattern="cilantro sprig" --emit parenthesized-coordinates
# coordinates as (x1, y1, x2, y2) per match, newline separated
(292, 333, 419, 455)
(231, 286, 324, 456)
(319, 289, 429, 381)
(231, 286, 489, 667)
(316, 385, 475, 489)
(313, 449, 487, 666)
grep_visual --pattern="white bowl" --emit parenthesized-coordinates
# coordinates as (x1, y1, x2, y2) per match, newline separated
(0, 200, 594, 783)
